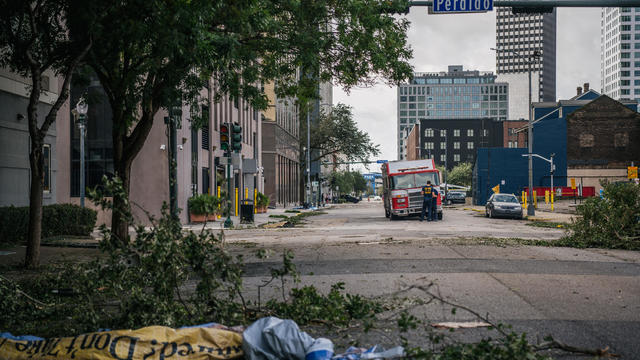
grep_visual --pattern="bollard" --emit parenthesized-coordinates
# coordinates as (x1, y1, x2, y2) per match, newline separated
(217, 186, 221, 219)
(254, 188, 257, 214)
(545, 190, 549, 204)
(551, 192, 554, 212)
(533, 190, 537, 208)
(245, 187, 248, 199)
(235, 188, 238, 216)
(523, 191, 528, 210)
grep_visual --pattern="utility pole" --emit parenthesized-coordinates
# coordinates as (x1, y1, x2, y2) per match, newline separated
(492, 47, 539, 216)
(306, 110, 311, 208)
(526, 54, 534, 216)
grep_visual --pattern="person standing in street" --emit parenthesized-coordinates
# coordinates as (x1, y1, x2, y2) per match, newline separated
(431, 185, 439, 221)
(420, 181, 433, 221)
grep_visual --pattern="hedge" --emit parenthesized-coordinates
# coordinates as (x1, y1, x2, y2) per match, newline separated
(0, 204, 97, 245)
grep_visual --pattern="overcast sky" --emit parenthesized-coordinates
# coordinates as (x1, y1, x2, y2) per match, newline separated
(334, 8, 601, 171)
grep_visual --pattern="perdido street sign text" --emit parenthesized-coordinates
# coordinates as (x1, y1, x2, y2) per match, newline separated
(433, 0, 493, 13)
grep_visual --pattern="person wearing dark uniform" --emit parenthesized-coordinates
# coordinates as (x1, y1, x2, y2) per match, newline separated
(420, 181, 433, 221)
(431, 186, 439, 221)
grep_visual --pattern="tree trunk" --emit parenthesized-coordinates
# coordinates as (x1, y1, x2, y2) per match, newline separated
(111, 159, 132, 245)
(24, 67, 43, 269)
(111, 129, 133, 245)
(109, 107, 155, 245)
(25, 144, 44, 269)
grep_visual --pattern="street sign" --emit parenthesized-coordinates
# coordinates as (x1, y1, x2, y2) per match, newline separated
(628, 166, 638, 179)
(376, 160, 388, 164)
(432, 0, 493, 13)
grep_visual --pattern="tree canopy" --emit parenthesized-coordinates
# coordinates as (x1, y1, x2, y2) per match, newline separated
(447, 162, 473, 187)
(68, 0, 412, 241)
(304, 103, 381, 165)
(0, 0, 91, 267)
(330, 171, 368, 196)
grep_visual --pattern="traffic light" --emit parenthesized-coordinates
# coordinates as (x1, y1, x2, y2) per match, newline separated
(220, 124, 230, 154)
(231, 123, 242, 152)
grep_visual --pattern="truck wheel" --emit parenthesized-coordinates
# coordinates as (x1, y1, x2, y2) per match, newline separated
(390, 213, 398, 221)
(385, 209, 390, 218)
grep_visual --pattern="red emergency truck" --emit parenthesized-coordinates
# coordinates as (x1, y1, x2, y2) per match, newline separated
(381, 159, 443, 220)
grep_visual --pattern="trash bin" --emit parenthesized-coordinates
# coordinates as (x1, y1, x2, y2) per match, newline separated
(240, 200, 254, 223)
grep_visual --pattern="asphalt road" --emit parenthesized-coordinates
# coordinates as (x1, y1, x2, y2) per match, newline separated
(228, 202, 640, 358)
(2, 201, 638, 357)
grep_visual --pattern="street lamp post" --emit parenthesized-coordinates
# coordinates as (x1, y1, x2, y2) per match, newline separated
(75, 97, 88, 208)
(491, 47, 540, 216)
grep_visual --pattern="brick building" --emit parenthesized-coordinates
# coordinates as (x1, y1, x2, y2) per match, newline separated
(405, 124, 421, 161)
(566, 95, 640, 189)
(503, 120, 527, 148)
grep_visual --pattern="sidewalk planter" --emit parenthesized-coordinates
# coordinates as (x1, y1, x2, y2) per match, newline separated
(256, 192, 270, 213)
(187, 194, 222, 223)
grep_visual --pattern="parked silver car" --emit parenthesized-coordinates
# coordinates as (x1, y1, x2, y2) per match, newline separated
(485, 193, 523, 219)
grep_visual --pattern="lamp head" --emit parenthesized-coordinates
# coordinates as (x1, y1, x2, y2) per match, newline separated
(76, 97, 88, 116)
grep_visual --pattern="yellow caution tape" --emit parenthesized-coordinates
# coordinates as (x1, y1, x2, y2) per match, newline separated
(0, 325, 243, 360)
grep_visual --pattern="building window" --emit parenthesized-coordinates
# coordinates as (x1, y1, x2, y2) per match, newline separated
(202, 167, 210, 194)
(453, 129, 460, 137)
(425, 128, 434, 137)
(508, 141, 513, 148)
(440, 154, 446, 162)
(514, 141, 518, 147)
(70, 81, 114, 197)
(440, 142, 446, 150)
(483, 129, 489, 137)
(453, 142, 460, 149)
(579, 133, 594, 148)
(467, 129, 474, 137)
(191, 128, 198, 195)
(440, 129, 447, 137)
(453, 154, 460, 162)
(615, 133, 629, 148)
(425, 142, 434, 150)
(467, 142, 474, 149)
(43, 144, 51, 193)
(201, 124, 210, 150)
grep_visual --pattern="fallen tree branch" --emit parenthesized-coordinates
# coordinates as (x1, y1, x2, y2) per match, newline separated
(534, 339, 619, 358)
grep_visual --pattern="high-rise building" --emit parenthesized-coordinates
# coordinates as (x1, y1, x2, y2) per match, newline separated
(396, 66, 508, 160)
(495, 7, 557, 119)
(601, 7, 640, 100)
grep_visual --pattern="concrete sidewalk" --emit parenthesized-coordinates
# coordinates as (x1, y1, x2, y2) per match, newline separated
(181, 204, 331, 231)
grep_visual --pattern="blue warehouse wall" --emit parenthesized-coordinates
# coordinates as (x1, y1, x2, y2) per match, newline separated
(532, 115, 567, 187)
(473, 148, 528, 205)
(473, 114, 568, 205)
